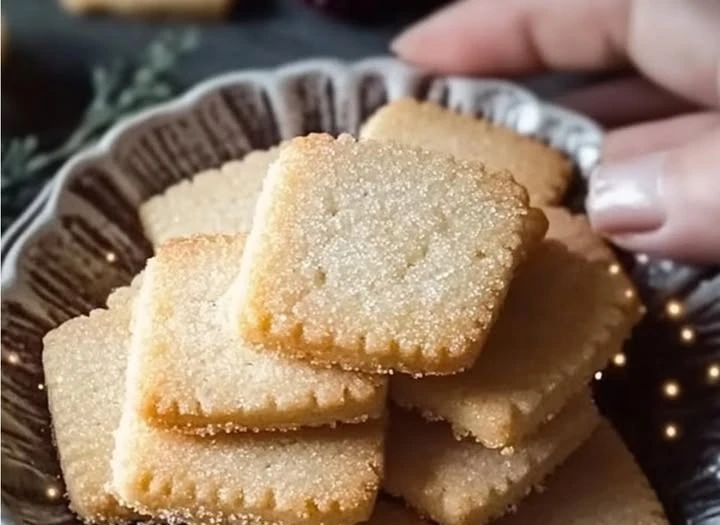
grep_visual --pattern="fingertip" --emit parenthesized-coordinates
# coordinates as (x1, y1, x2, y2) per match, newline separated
(389, 1, 479, 72)
(390, 24, 422, 62)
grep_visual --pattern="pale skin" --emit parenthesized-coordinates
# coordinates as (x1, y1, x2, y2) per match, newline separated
(392, 0, 720, 262)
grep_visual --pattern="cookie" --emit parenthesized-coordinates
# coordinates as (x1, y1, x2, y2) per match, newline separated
(46, 278, 384, 525)
(231, 133, 547, 375)
(543, 206, 615, 262)
(112, 409, 384, 525)
(360, 99, 572, 205)
(390, 241, 640, 448)
(384, 392, 599, 525)
(42, 287, 139, 523)
(140, 148, 279, 247)
(133, 234, 386, 434)
(60, 0, 233, 18)
(494, 423, 668, 525)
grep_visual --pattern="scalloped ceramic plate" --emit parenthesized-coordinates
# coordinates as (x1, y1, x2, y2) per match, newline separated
(1, 58, 718, 525)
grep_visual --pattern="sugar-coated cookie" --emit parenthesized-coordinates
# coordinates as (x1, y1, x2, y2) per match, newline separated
(361, 99, 572, 205)
(140, 148, 279, 246)
(384, 393, 599, 525)
(42, 287, 140, 523)
(231, 133, 547, 375)
(494, 423, 668, 525)
(133, 234, 386, 434)
(390, 241, 640, 447)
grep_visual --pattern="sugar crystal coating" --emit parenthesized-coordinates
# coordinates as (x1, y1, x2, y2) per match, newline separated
(102, 278, 384, 525)
(231, 133, 547, 375)
(494, 423, 668, 525)
(112, 409, 384, 525)
(361, 99, 572, 205)
(133, 234, 386, 433)
(384, 392, 599, 525)
(42, 287, 140, 523)
(390, 241, 641, 447)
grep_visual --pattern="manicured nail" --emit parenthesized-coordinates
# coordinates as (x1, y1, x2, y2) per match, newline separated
(587, 152, 667, 234)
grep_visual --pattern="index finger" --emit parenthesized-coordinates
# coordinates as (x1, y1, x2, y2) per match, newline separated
(392, 0, 631, 75)
(392, 0, 720, 108)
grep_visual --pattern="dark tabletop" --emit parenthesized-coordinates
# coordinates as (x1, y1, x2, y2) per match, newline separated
(2, 0, 581, 144)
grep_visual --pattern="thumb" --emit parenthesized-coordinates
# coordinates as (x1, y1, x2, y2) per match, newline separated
(587, 127, 720, 263)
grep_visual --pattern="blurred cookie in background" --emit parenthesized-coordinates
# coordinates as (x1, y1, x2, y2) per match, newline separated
(59, 0, 235, 19)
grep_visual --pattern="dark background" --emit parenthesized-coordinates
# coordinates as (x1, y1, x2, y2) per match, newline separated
(2, 0, 577, 147)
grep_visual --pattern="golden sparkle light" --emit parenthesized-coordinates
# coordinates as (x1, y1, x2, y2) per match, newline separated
(6, 352, 20, 365)
(46, 485, 60, 499)
(665, 300, 683, 318)
(708, 364, 719, 383)
(663, 380, 680, 399)
(664, 423, 679, 440)
(612, 353, 626, 367)
(106, 251, 117, 263)
(608, 263, 621, 275)
(594, 371, 603, 381)
(680, 326, 695, 343)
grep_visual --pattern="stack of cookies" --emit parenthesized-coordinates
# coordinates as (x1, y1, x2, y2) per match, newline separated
(43, 99, 667, 525)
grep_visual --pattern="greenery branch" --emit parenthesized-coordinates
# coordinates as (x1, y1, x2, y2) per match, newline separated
(1, 30, 198, 231)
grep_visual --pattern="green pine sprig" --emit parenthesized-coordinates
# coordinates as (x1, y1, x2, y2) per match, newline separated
(1, 30, 198, 231)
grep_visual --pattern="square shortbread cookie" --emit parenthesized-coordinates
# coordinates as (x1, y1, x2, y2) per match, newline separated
(112, 410, 384, 525)
(133, 234, 386, 434)
(384, 392, 599, 525)
(231, 133, 547, 375)
(360, 99, 572, 205)
(543, 206, 638, 297)
(42, 287, 139, 523)
(61, 0, 232, 18)
(494, 423, 668, 525)
(140, 148, 279, 246)
(390, 240, 640, 448)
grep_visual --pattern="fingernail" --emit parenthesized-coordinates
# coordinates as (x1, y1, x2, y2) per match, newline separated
(390, 25, 422, 56)
(587, 152, 667, 234)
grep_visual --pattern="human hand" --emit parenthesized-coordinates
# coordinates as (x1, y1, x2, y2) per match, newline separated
(392, 0, 720, 263)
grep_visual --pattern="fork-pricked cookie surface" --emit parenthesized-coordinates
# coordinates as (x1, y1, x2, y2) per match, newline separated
(231, 133, 547, 375)
(361, 99, 572, 205)
(133, 234, 386, 434)
(390, 241, 641, 447)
